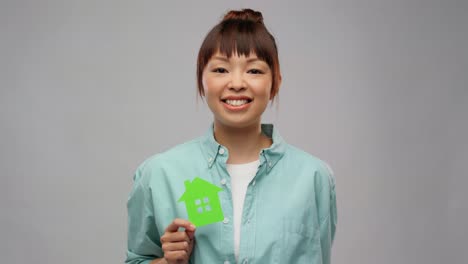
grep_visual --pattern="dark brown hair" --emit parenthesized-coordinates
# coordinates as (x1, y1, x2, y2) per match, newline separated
(196, 9, 281, 100)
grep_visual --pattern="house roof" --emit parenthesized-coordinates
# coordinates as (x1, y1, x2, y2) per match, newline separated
(178, 177, 223, 202)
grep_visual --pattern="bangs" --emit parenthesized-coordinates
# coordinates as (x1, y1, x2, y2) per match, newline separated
(217, 20, 276, 65)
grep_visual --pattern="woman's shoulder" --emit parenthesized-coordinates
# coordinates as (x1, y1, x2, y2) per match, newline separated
(285, 144, 332, 168)
(134, 136, 204, 176)
(284, 143, 335, 184)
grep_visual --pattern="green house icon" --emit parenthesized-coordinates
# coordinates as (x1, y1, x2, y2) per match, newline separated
(178, 177, 225, 227)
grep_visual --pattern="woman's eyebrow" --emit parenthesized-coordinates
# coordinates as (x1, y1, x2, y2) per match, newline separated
(246, 58, 262, 63)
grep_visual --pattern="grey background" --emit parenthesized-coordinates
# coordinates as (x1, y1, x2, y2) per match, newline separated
(1, 0, 467, 263)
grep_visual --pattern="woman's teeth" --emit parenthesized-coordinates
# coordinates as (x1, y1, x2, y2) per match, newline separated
(225, 99, 249, 106)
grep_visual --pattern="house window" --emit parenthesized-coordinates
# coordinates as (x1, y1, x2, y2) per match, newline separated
(196, 197, 211, 213)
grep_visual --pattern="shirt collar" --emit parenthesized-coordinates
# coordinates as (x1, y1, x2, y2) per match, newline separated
(201, 123, 286, 173)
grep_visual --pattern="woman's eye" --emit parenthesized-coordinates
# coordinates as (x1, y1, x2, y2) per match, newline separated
(248, 69, 263, 74)
(213, 68, 228, 73)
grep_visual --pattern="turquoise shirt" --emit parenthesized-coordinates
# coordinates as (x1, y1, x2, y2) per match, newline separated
(126, 124, 337, 264)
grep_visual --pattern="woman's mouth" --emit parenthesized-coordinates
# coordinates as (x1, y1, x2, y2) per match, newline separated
(224, 99, 250, 106)
(221, 98, 252, 111)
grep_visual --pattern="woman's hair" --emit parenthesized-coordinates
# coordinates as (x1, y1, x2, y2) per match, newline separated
(196, 9, 281, 100)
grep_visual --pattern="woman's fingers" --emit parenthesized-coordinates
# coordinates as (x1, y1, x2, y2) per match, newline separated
(164, 250, 189, 262)
(162, 241, 191, 252)
(185, 229, 195, 240)
(165, 218, 196, 233)
(161, 231, 191, 244)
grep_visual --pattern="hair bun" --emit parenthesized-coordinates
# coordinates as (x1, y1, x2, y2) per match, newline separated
(222, 8, 264, 24)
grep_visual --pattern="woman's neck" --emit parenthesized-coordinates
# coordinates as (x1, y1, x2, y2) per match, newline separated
(213, 121, 272, 164)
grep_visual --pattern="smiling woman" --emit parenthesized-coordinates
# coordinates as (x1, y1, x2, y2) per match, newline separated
(126, 8, 337, 264)
(202, 52, 274, 129)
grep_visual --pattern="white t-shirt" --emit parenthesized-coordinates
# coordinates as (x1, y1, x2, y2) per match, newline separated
(226, 159, 260, 262)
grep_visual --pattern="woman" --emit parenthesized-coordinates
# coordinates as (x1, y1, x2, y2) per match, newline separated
(126, 8, 337, 264)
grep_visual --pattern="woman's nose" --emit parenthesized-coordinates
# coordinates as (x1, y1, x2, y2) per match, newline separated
(228, 72, 246, 91)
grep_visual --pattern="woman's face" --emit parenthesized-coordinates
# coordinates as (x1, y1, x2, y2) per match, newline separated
(202, 51, 274, 129)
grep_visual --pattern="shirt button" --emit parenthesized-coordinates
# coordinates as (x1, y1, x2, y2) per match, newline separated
(220, 178, 227, 185)
(219, 148, 225, 155)
(208, 157, 213, 162)
(223, 217, 229, 224)
(269, 162, 272, 167)
(252, 180, 256, 186)
(224, 261, 230, 264)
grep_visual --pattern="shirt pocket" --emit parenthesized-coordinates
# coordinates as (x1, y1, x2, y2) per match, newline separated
(273, 217, 322, 264)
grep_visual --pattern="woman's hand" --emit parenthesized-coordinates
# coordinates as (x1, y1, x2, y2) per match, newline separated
(160, 218, 196, 264)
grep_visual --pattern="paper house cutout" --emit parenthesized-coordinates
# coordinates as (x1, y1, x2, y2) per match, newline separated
(178, 177, 224, 227)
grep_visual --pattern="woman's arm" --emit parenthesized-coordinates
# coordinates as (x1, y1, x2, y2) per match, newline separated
(316, 162, 338, 264)
(126, 164, 196, 264)
(126, 166, 164, 263)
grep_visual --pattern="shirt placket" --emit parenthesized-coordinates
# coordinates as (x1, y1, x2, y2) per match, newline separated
(213, 146, 236, 264)
(237, 151, 267, 264)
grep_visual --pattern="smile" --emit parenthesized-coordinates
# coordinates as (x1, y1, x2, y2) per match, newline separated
(221, 98, 252, 111)
(224, 99, 250, 106)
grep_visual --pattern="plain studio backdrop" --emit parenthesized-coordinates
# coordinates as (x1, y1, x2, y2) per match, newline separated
(1, 0, 467, 263)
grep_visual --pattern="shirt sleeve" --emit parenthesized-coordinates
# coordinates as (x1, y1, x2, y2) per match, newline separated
(125, 164, 163, 264)
(316, 161, 338, 264)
